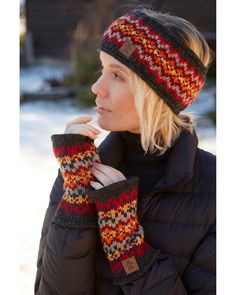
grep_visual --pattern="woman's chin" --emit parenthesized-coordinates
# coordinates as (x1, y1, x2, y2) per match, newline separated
(96, 117, 140, 133)
(96, 116, 113, 131)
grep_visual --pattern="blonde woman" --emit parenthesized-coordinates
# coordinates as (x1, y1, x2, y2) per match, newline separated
(35, 8, 215, 295)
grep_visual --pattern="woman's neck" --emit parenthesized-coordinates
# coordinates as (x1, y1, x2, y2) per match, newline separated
(120, 131, 171, 164)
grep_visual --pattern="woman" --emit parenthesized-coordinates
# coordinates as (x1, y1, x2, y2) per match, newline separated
(35, 8, 216, 295)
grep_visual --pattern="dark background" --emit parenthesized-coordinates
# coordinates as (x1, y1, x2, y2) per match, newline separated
(24, 0, 216, 59)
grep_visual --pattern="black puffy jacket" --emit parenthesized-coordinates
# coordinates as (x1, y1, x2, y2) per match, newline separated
(35, 130, 216, 294)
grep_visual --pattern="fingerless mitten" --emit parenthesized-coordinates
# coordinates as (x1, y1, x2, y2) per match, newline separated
(89, 177, 158, 284)
(51, 133, 100, 229)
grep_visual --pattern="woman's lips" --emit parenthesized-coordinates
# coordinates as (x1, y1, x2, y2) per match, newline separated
(96, 106, 112, 115)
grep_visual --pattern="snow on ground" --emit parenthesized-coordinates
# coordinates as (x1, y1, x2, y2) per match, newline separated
(20, 60, 72, 94)
(20, 62, 216, 295)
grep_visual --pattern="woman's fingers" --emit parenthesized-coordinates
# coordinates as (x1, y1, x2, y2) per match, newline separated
(91, 163, 126, 189)
(90, 181, 104, 190)
(66, 124, 101, 138)
(85, 124, 102, 135)
(66, 116, 92, 126)
(69, 125, 97, 139)
(65, 116, 92, 132)
(91, 166, 113, 186)
(65, 116, 102, 133)
(64, 116, 102, 139)
(91, 162, 126, 182)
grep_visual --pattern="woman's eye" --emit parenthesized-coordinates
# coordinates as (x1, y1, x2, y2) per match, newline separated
(98, 67, 123, 80)
(112, 72, 122, 80)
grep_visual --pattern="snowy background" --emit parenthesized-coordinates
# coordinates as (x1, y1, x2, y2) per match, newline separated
(20, 61, 216, 295)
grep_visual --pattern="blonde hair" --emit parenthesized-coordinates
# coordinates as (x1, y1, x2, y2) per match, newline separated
(128, 8, 213, 154)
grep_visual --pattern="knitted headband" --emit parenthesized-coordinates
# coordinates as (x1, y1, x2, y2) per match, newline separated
(99, 10, 208, 114)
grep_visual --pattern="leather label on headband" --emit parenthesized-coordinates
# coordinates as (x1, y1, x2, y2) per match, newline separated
(119, 39, 136, 58)
(121, 256, 139, 274)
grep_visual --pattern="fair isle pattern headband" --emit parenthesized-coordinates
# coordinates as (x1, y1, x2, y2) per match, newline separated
(99, 10, 208, 114)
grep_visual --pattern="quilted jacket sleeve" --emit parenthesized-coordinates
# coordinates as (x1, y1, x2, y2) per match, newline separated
(34, 134, 99, 295)
(89, 177, 216, 295)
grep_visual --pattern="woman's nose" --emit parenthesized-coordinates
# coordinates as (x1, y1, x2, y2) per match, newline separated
(91, 76, 107, 97)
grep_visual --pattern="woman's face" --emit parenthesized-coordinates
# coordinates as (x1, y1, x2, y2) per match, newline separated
(91, 51, 140, 133)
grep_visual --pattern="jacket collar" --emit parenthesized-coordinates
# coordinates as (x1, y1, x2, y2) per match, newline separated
(98, 129, 198, 191)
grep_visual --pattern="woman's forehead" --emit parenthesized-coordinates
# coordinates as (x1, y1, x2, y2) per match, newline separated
(99, 51, 131, 74)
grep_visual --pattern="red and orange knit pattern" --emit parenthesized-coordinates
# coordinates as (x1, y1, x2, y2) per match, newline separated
(100, 10, 207, 114)
(51, 134, 100, 228)
(90, 177, 157, 284)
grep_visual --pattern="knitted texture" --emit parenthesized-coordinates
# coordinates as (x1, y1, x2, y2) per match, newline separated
(100, 9, 207, 114)
(89, 177, 158, 284)
(51, 134, 100, 229)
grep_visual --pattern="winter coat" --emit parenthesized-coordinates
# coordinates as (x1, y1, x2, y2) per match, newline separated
(34, 129, 216, 295)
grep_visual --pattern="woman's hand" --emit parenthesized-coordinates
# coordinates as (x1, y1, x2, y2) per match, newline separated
(90, 162, 126, 190)
(64, 116, 102, 140)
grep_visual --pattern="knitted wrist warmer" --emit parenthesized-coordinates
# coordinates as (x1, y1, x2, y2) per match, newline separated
(89, 177, 157, 284)
(51, 133, 100, 229)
